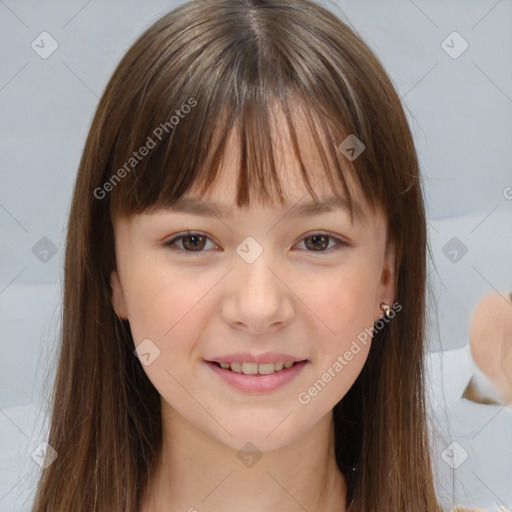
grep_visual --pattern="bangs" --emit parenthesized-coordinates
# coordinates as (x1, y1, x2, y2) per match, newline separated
(101, 0, 392, 225)
(108, 92, 369, 225)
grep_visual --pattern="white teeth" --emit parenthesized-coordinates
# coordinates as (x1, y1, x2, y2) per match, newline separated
(258, 363, 275, 375)
(216, 361, 298, 374)
(230, 362, 242, 373)
(242, 362, 258, 375)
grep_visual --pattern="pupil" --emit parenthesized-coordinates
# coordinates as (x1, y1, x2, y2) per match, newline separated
(184, 235, 204, 251)
(307, 235, 328, 251)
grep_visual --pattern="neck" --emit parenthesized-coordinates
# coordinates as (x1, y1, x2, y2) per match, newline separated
(142, 402, 348, 512)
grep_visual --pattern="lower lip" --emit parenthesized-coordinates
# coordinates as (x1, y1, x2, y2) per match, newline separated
(205, 361, 308, 393)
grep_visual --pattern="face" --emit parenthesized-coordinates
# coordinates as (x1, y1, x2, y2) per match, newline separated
(110, 115, 396, 452)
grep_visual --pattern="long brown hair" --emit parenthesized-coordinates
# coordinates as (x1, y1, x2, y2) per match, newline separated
(31, 0, 442, 510)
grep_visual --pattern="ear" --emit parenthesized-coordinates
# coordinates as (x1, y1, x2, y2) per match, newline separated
(110, 269, 129, 320)
(375, 236, 397, 323)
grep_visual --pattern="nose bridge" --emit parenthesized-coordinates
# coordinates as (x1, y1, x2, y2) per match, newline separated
(235, 237, 280, 302)
(223, 236, 292, 333)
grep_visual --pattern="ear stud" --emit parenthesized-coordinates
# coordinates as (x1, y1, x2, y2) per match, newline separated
(380, 303, 391, 318)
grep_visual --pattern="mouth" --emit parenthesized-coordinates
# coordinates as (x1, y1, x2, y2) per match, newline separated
(207, 360, 307, 375)
(204, 359, 309, 393)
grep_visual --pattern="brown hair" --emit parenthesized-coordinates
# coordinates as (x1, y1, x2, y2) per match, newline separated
(31, 0, 442, 510)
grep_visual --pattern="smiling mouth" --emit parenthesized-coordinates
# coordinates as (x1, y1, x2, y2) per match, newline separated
(208, 360, 307, 375)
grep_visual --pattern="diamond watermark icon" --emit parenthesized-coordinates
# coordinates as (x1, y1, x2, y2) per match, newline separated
(236, 441, 263, 468)
(441, 441, 469, 469)
(32, 237, 58, 263)
(442, 236, 468, 263)
(236, 236, 263, 264)
(31, 32, 59, 59)
(31, 441, 58, 469)
(441, 31, 468, 59)
(338, 134, 365, 161)
(134, 338, 161, 366)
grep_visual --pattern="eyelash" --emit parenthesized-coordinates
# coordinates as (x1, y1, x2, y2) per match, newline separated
(163, 231, 350, 255)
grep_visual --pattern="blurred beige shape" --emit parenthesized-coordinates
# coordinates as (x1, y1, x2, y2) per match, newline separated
(452, 506, 511, 511)
(466, 291, 512, 407)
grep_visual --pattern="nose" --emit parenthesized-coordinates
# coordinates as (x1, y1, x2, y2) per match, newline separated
(220, 249, 294, 335)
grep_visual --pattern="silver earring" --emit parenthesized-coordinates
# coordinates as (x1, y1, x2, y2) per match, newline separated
(380, 303, 391, 318)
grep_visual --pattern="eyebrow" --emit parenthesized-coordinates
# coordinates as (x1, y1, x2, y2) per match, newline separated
(166, 195, 359, 221)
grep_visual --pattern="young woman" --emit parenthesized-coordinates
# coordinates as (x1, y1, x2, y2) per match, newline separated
(31, 0, 444, 510)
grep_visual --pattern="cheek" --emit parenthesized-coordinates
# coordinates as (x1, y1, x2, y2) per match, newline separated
(121, 263, 212, 402)
(296, 261, 379, 401)
(300, 262, 380, 341)
(121, 256, 211, 342)
(121, 260, 223, 402)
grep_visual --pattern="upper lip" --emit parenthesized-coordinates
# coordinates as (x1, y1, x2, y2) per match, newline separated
(206, 353, 308, 364)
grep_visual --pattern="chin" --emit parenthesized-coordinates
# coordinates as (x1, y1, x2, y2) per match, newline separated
(212, 418, 305, 453)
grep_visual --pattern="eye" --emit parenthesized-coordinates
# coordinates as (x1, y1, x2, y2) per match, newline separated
(163, 231, 218, 253)
(296, 233, 349, 253)
(163, 231, 350, 255)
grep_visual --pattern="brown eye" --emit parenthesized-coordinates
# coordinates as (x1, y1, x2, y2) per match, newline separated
(304, 234, 330, 251)
(180, 234, 207, 251)
(298, 233, 348, 253)
(164, 232, 216, 252)
(164, 231, 349, 255)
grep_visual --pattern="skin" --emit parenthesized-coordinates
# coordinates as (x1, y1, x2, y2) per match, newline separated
(110, 108, 397, 512)
(469, 291, 512, 405)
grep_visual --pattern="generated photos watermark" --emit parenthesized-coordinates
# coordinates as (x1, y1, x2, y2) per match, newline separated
(93, 97, 197, 200)
(297, 301, 402, 405)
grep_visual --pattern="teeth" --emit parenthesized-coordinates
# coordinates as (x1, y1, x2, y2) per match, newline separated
(258, 363, 275, 375)
(216, 361, 298, 374)
(230, 362, 242, 373)
(242, 362, 258, 375)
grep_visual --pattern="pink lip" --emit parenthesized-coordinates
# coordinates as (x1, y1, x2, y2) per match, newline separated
(205, 360, 308, 393)
(207, 352, 306, 364)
